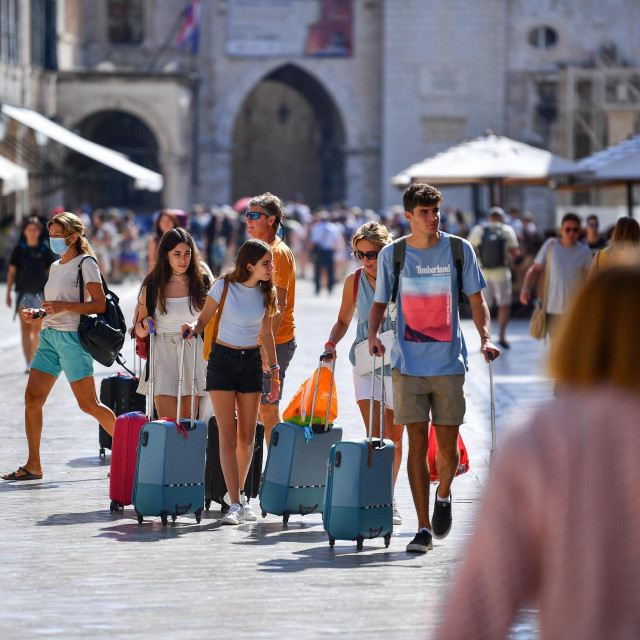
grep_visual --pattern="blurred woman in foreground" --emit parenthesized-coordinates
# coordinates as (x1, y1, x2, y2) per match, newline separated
(438, 260, 640, 640)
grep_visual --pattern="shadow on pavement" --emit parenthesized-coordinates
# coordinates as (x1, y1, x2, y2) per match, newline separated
(36, 510, 126, 526)
(257, 544, 423, 573)
(95, 518, 225, 542)
(67, 456, 110, 468)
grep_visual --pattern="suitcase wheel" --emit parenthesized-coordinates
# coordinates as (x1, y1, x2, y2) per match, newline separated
(136, 512, 143, 525)
(205, 498, 211, 512)
(282, 511, 290, 526)
(384, 532, 391, 548)
(328, 534, 335, 548)
(171, 514, 177, 522)
(261, 509, 267, 518)
(160, 511, 168, 526)
(356, 535, 364, 552)
(109, 500, 120, 513)
(195, 507, 203, 524)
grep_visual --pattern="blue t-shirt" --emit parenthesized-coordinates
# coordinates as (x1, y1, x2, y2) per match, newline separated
(374, 233, 486, 376)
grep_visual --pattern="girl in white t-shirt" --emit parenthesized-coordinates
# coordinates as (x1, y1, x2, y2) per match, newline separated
(184, 239, 279, 525)
(2, 212, 116, 482)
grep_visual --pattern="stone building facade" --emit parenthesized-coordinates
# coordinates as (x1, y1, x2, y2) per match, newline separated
(2, 0, 640, 221)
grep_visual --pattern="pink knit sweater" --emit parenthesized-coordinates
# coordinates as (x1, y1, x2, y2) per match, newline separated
(438, 387, 640, 640)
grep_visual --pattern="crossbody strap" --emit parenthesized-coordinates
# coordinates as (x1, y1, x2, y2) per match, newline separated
(76, 255, 108, 304)
(541, 240, 554, 308)
(391, 237, 406, 304)
(353, 267, 362, 302)
(211, 279, 229, 344)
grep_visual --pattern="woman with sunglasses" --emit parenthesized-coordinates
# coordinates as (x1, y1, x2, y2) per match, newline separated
(323, 222, 405, 525)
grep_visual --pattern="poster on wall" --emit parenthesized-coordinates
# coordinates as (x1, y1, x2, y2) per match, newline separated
(227, 0, 353, 57)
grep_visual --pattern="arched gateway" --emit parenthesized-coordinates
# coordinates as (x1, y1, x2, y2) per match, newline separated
(231, 64, 346, 208)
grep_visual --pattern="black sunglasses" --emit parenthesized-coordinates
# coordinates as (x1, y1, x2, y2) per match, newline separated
(354, 250, 380, 260)
(245, 210, 268, 220)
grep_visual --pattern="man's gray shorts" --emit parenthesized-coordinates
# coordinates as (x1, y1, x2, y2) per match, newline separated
(261, 338, 297, 405)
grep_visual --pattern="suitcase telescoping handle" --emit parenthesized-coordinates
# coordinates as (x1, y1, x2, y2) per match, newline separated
(368, 347, 385, 445)
(147, 319, 156, 419)
(176, 331, 199, 429)
(488, 352, 497, 462)
(310, 352, 336, 431)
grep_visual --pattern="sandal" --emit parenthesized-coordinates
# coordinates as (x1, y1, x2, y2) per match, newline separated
(2, 466, 43, 481)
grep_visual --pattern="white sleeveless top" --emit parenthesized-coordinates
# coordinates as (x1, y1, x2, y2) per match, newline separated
(155, 296, 199, 332)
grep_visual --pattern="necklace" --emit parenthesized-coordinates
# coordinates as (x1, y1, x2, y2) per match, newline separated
(172, 272, 186, 277)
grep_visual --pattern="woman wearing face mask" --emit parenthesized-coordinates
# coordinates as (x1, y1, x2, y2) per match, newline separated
(323, 222, 405, 525)
(2, 212, 116, 481)
(183, 239, 279, 525)
(5, 217, 57, 373)
(135, 228, 209, 420)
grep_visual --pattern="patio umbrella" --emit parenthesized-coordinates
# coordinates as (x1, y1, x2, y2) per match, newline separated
(391, 132, 583, 207)
(567, 135, 640, 216)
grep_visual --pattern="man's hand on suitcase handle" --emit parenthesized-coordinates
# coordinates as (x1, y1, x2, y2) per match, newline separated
(481, 338, 500, 363)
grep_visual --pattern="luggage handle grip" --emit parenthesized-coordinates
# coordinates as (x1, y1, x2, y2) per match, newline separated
(174, 503, 192, 517)
(298, 504, 318, 516)
(308, 353, 336, 431)
(368, 348, 385, 445)
(175, 333, 200, 431)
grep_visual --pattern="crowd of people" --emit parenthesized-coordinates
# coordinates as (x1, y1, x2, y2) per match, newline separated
(2, 185, 640, 636)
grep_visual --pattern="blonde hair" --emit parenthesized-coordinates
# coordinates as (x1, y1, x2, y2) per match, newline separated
(47, 212, 96, 258)
(549, 265, 640, 394)
(351, 222, 393, 255)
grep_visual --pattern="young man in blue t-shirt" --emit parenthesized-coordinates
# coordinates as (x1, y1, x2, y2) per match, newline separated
(369, 183, 500, 553)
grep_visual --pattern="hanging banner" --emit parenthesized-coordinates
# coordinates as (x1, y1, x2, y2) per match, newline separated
(227, 0, 353, 58)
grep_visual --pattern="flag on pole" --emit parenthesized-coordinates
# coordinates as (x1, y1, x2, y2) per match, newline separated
(177, 0, 202, 54)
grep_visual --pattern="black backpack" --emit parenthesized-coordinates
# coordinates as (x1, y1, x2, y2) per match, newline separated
(391, 235, 467, 308)
(77, 256, 128, 368)
(478, 226, 506, 269)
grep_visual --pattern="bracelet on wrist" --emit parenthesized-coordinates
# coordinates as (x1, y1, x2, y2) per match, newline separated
(269, 365, 280, 371)
(325, 340, 336, 349)
(270, 378, 281, 385)
(481, 335, 491, 341)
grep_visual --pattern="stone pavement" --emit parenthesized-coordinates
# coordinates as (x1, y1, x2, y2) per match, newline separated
(0, 279, 552, 639)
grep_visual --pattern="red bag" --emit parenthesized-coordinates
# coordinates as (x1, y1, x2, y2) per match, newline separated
(427, 423, 470, 482)
(134, 309, 149, 360)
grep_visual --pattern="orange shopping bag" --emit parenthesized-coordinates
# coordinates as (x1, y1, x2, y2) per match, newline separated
(283, 357, 337, 430)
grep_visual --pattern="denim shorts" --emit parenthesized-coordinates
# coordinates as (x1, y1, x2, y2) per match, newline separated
(30, 328, 94, 383)
(17, 291, 44, 309)
(206, 343, 263, 394)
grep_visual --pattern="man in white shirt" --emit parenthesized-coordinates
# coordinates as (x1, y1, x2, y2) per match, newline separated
(309, 211, 342, 295)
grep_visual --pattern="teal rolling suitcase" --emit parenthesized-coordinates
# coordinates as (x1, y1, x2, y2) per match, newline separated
(260, 355, 342, 523)
(132, 327, 206, 525)
(323, 351, 394, 550)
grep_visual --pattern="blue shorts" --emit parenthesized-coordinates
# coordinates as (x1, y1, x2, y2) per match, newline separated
(31, 328, 94, 382)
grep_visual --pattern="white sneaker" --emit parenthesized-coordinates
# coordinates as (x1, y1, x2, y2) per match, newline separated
(241, 494, 257, 521)
(393, 498, 403, 526)
(220, 502, 244, 525)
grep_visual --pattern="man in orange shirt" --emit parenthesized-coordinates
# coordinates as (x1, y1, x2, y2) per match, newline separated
(246, 193, 297, 447)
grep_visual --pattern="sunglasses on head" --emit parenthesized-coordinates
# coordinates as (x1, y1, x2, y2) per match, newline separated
(354, 250, 380, 260)
(245, 210, 268, 220)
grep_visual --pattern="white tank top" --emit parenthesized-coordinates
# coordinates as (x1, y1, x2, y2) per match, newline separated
(154, 297, 199, 332)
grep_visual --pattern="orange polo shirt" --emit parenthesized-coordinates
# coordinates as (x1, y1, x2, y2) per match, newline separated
(270, 236, 296, 344)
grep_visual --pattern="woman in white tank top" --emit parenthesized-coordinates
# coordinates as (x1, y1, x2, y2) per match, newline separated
(135, 229, 208, 420)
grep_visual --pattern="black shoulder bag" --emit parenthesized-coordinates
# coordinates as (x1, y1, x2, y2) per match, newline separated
(77, 256, 128, 368)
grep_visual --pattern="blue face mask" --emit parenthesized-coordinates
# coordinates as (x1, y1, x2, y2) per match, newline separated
(50, 237, 69, 255)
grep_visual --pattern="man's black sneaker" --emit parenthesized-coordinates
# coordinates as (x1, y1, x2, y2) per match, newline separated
(406, 530, 433, 553)
(432, 489, 452, 539)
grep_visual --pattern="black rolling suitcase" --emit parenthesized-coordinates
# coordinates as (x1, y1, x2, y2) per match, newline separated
(98, 371, 146, 457)
(204, 416, 265, 511)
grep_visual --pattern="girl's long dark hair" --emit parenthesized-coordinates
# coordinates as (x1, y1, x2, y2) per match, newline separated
(155, 210, 179, 238)
(142, 227, 207, 314)
(219, 239, 278, 316)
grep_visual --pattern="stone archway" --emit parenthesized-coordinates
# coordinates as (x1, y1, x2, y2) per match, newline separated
(65, 110, 162, 212)
(231, 64, 346, 208)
